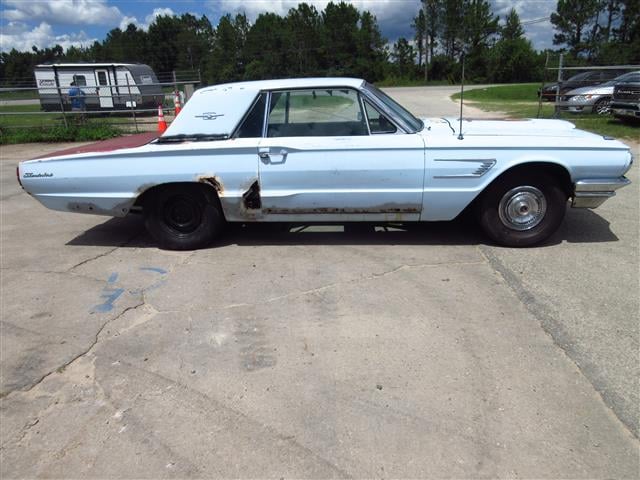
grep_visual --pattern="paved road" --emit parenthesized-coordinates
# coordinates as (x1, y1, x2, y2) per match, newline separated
(1, 87, 638, 478)
(383, 84, 502, 118)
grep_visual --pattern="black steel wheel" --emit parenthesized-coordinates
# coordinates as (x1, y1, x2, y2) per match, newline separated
(144, 184, 224, 250)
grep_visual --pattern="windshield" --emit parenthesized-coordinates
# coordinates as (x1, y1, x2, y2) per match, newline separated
(363, 82, 423, 133)
(612, 72, 640, 83)
(567, 72, 590, 81)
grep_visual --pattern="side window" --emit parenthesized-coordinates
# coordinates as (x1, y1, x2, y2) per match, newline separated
(97, 71, 108, 86)
(363, 99, 397, 134)
(236, 93, 266, 138)
(267, 88, 367, 137)
(73, 75, 87, 86)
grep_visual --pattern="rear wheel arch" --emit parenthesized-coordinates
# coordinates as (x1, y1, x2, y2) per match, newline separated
(137, 182, 225, 250)
(135, 181, 224, 214)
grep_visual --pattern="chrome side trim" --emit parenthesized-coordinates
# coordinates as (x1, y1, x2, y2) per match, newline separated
(571, 177, 631, 209)
(433, 158, 496, 178)
(574, 177, 631, 192)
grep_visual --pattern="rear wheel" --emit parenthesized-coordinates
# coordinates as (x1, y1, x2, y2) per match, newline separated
(144, 184, 224, 250)
(477, 173, 567, 247)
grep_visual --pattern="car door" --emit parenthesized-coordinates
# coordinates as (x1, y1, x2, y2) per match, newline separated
(257, 88, 425, 222)
(95, 69, 114, 108)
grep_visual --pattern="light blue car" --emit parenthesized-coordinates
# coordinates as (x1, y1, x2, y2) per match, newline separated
(18, 78, 633, 249)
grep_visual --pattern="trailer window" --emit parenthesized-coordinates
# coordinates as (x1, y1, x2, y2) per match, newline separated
(97, 71, 108, 86)
(73, 75, 87, 87)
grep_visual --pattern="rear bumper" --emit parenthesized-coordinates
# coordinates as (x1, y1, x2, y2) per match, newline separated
(572, 177, 631, 208)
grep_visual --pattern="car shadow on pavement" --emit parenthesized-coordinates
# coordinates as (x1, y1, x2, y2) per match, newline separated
(66, 208, 617, 249)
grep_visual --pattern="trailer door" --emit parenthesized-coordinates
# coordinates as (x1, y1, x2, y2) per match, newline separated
(95, 69, 113, 108)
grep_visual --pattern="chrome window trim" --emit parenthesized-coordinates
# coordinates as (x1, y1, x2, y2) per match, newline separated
(361, 97, 401, 135)
(262, 91, 271, 138)
(358, 93, 372, 135)
(359, 89, 411, 134)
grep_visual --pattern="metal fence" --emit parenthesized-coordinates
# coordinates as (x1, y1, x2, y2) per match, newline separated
(0, 70, 200, 133)
(536, 56, 639, 118)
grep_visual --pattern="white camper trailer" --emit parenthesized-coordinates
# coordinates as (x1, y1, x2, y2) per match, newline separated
(34, 63, 164, 111)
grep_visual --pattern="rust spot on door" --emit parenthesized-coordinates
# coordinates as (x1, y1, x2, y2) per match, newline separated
(242, 181, 261, 210)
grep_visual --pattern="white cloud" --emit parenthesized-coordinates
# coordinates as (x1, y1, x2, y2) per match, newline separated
(0, 21, 97, 52)
(2, 0, 122, 26)
(119, 7, 176, 31)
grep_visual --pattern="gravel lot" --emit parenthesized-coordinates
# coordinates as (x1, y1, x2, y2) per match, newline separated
(1, 86, 638, 478)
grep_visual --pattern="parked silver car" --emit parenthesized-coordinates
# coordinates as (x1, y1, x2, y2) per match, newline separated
(557, 71, 640, 115)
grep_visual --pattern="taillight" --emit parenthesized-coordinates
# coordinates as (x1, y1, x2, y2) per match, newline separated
(16, 165, 23, 188)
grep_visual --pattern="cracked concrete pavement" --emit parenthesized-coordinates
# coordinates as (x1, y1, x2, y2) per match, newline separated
(1, 87, 638, 478)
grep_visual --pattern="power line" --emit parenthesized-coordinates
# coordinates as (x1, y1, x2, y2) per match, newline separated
(521, 17, 550, 26)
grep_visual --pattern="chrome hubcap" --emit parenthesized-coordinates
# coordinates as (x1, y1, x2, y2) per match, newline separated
(498, 186, 547, 231)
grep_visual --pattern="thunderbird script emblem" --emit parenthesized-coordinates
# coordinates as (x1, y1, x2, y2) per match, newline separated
(195, 112, 224, 120)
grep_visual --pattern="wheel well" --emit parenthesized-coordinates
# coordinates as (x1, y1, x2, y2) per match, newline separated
(134, 182, 221, 210)
(487, 162, 573, 197)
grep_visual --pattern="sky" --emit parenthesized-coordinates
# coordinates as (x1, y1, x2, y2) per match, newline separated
(0, 0, 559, 54)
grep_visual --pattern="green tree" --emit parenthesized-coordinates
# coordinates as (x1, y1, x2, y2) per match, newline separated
(243, 12, 289, 79)
(354, 11, 387, 81)
(488, 9, 539, 82)
(206, 14, 248, 83)
(550, 0, 601, 56)
(321, 2, 360, 75)
(412, 8, 426, 68)
(391, 37, 415, 78)
(285, 3, 323, 76)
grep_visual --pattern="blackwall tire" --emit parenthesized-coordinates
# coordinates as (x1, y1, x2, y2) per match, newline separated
(477, 173, 567, 247)
(144, 185, 224, 250)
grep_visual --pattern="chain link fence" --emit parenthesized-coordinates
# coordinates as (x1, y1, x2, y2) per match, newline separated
(0, 69, 200, 133)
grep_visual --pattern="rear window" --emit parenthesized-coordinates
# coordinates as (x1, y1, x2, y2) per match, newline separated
(235, 93, 266, 138)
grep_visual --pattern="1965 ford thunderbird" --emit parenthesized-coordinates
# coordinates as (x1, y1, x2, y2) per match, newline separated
(18, 77, 633, 249)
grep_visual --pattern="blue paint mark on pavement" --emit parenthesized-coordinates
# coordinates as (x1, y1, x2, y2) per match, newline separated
(91, 272, 124, 313)
(140, 267, 167, 275)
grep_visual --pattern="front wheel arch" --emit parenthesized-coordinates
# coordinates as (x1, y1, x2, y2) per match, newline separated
(480, 162, 573, 201)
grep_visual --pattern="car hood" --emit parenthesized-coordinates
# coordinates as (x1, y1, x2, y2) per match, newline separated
(422, 118, 627, 146)
(424, 117, 582, 137)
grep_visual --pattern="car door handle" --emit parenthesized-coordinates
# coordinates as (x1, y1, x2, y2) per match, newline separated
(259, 148, 287, 165)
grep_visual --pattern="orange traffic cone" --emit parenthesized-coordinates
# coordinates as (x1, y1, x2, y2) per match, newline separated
(157, 105, 167, 133)
(173, 90, 182, 116)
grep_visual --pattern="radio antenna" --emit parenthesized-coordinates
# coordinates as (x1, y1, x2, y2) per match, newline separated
(458, 53, 465, 140)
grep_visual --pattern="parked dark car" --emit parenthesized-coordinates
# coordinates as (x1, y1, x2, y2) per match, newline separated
(611, 72, 640, 122)
(538, 70, 625, 101)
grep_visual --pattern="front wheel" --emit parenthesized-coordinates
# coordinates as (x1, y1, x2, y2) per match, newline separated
(593, 97, 611, 115)
(477, 173, 567, 247)
(144, 185, 224, 250)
